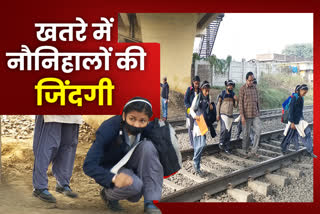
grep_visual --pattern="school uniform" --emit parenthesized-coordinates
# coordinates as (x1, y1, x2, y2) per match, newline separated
(83, 115, 163, 202)
(33, 115, 82, 190)
(216, 90, 238, 151)
(184, 86, 199, 147)
(281, 95, 313, 154)
(190, 93, 210, 172)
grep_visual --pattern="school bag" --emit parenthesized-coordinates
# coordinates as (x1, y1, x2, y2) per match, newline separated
(216, 90, 235, 105)
(145, 118, 182, 178)
(216, 90, 226, 104)
(281, 93, 299, 123)
(194, 94, 217, 138)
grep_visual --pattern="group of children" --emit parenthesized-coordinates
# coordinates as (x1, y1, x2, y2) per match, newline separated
(184, 76, 241, 174)
(184, 73, 315, 175)
(30, 74, 314, 214)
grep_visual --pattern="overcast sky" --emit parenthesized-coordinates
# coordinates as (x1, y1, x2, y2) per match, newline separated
(194, 13, 313, 61)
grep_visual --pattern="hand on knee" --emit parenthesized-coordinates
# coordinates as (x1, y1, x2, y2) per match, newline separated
(113, 173, 133, 188)
(128, 178, 143, 198)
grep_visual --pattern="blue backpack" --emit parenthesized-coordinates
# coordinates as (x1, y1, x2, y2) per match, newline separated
(281, 93, 299, 123)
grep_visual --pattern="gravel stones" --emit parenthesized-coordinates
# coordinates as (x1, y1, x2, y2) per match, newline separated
(1, 115, 96, 144)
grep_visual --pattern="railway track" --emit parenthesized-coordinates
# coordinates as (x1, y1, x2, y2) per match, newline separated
(170, 105, 313, 134)
(161, 123, 313, 202)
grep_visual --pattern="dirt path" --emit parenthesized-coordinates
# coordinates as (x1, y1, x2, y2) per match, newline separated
(0, 139, 145, 214)
(0, 90, 223, 214)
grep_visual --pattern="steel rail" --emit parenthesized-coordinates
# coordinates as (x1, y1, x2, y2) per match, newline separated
(161, 123, 313, 202)
(174, 109, 313, 134)
(169, 105, 313, 127)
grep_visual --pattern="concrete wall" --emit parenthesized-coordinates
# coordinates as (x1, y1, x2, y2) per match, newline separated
(195, 59, 258, 87)
(257, 62, 313, 73)
(194, 60, 211, 85)
(89, 14, 219, 129)
(194, 59, 313, 87)
(256, 53, 309, 62)
(118, 14, 143, 42)
(137, 13, 198, 94)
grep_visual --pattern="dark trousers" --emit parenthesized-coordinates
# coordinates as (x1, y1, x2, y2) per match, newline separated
(219, 119, 232, 150)
(33, 115, 79, 189)
(242, 117, 261, 153)
(236, 120, 242, 138)
(187, 115, 195, 147)
(104, 140, 163, 202)
(281, 127, 313, 154)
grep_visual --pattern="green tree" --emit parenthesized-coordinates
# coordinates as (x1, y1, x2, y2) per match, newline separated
(207, 54, 232, 75)
(282, 43, 313, 59)
(192, 53, 201, 65)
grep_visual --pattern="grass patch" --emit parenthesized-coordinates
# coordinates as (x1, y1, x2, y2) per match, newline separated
(209, 73, 312, 110)
(257, 73, 313, 109)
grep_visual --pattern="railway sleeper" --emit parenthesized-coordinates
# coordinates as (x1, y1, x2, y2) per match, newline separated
(248, 180, 272, 196)
(227, 188, 254, 202)
(265, 173, 289, 187)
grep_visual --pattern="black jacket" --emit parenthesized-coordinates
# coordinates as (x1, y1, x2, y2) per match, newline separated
(288, 95, 304, 124)
(184, 86, 199, 109)
(83, 116, 153, 188)
(160, 82, 169, 99)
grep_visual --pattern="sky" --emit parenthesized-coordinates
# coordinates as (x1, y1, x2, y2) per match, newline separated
(193, 13, 313, 61)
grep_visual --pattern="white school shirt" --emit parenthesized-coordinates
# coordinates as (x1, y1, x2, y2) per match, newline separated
(128, 135, 136, 147)
(190, 94, 202, 137)
(284, 120, 309, 138)
(110, 133, 141, 175)
(186, 91, 200, 128)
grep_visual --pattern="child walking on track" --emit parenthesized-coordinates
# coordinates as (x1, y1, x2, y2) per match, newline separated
(190, 81, 214, 175)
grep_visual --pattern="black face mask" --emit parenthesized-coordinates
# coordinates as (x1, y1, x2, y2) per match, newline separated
(227, 89, 233, 93)
(124, 121, 145, 135)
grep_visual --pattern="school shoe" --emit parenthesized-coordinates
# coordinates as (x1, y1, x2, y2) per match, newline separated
(192, 163, 204, 176)
(195, 170, 204, 177)
(192, 162, 197, 173)
(249, 152, 259, 158)
(309, 153, 317, 158)
(243, 151, 250, 159)
(144, 200, 162, 214)
(224, 149, 231, 155)
(33, 189, 57, 203)
(56, 184, 78, 198)
(100, 188, 124, 212)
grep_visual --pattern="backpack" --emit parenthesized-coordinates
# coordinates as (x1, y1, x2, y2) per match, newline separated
(281, 93, 299, 123)
(194, 94, 217, 138)
(184, 86, 194, 114)
(146, 118, 182, 178)
(206, 102, 217, 138)
(216, 90, 235, 105)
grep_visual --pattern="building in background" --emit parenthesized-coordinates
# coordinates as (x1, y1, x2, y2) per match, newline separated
(194, 53, 313, 87)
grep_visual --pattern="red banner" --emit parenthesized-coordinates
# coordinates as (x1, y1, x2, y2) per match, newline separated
(0, 12, 160, 116)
